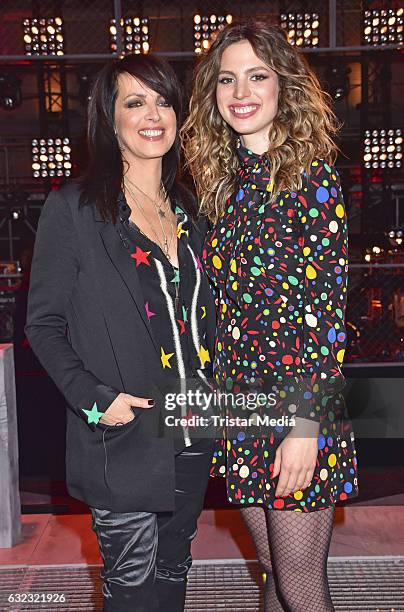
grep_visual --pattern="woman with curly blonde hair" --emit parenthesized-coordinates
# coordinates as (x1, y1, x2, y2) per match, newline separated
(182, 20, 358, 612)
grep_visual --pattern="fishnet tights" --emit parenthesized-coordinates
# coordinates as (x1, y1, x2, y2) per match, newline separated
(241, 505, 335, 612)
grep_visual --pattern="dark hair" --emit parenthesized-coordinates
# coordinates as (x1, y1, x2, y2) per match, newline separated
(80, 53, 195, 223)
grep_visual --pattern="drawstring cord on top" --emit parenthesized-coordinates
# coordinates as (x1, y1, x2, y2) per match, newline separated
(102, 426, 111, 490)
(117, 228, 130, 250)
(102, 421, 125, 490)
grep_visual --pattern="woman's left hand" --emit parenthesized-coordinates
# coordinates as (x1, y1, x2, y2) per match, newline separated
(271, 417, 320, 497)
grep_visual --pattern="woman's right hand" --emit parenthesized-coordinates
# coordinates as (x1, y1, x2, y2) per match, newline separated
(99, 393, 154, 426)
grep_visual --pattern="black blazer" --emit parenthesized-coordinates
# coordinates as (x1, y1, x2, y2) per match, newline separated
(25, 182, 216, 512)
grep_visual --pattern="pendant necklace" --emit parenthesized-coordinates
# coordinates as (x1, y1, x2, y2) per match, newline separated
(125, 176, 169, 219)
(123, 181, 180, 312)
(124, 181, 175, 262)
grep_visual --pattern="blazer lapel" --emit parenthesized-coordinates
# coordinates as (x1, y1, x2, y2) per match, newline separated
(98, 222, 159, 354)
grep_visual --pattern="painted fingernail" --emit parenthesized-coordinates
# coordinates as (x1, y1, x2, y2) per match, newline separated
(147, 399, 155, 406)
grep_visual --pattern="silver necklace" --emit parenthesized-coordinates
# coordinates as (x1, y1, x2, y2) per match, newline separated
(123, 183, 181, 311)
(124, 181, 177, 264)
(125, 176, 169, 219)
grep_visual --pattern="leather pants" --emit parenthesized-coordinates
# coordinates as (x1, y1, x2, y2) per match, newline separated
(90, 438, 213, 611)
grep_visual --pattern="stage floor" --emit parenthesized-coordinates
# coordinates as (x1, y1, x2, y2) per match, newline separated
(1, 557, 404, 611)
(0, 505, 403, 610)
(0, 505, 404, 566)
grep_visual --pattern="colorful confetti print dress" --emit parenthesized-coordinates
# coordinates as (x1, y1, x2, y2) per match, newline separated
(203, 144, 359, 512)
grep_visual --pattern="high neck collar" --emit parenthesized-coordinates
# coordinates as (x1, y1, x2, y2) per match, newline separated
(235, 140, 272, 200)
(236, 139, 270, 172)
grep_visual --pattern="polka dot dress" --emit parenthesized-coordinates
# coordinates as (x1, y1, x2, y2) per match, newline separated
(203, 144, 359, 512)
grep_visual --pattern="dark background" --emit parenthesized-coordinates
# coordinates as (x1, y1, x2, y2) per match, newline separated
(0, 0, 403, 511)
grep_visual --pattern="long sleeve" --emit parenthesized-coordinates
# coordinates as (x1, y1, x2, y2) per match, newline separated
(25, 189, 119, 431)
(295, 161, 348, 421)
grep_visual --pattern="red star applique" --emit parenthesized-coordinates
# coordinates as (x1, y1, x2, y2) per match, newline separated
(176, 319, 186, 335)
(185, 408, 194, 424)
(131, 247, 151, 267)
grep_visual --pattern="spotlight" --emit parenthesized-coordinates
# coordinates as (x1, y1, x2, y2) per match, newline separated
(31, 138, 72, 178)
(110, 17, 150, 54)
(387, 227, 404, 247)
(280, 12, 319, 47)
(0, 73, 22, 110)
(10, 208, 24, 221)
(3, 191, 27, 222)
(363, 129, 403, 169)
(77, 68, 95, 106)
(363, 8, 403, 46)
(365, 246, 384, 262)
(194, 14, 233, 53)
(324, 65, 351, 101)
(23, 17, 64, 55)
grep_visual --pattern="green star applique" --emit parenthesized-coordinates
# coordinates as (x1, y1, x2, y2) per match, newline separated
(182, 305, 188, 323)
(82, 402, 103, 425)
(171, 268, 180, 284)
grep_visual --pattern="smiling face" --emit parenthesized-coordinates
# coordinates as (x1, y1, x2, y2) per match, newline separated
(114, 72, 177, 166)
(216, 40, 279, 154)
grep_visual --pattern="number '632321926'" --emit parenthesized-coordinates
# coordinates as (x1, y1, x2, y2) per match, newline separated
(7, 593, 66, 603)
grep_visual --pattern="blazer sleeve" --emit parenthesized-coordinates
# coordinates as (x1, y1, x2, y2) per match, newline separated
(25, 189, 119, 431)
(295, 161, 348, 421)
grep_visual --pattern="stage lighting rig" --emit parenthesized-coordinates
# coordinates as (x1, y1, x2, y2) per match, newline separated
(110, 17, 150, 54)
(388, 227, 404, 247)
(31, 138, 72, 178)
(23, 17, 64, 55)
(324, 65, 351, 101)
(77, 68, 95, 106)
(363, 129, 403, 169)
(364, 246, 384, 262)
(9, 209, 24, 221)
(280, 12, 319, 47)
(0, 73, 22, 110)
(2, 191, 27, 222)
(193, 14, 233, 53)
(364, 8, 403, 46)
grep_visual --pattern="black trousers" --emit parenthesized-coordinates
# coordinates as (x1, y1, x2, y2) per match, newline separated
(90, 438, 213, 612)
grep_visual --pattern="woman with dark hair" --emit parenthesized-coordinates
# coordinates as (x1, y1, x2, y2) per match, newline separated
(183, 20, 358, 611)
(26, 54, 215, 612)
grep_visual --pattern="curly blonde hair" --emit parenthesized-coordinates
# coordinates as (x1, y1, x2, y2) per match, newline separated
(181, 20, 340, 223)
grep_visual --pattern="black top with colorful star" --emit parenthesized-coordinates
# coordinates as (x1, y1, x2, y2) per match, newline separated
(119, 195, 215, 449)
(119, 196, 213, 380)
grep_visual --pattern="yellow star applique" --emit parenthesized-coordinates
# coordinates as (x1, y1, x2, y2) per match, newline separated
(161, 347, 175, 369)
(201, 306, 206, 319)
(198, 345, 211, 369)
(177, 222, 188, 239)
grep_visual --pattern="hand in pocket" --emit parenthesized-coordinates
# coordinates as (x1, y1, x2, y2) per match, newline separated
(100, 393, 154, 426)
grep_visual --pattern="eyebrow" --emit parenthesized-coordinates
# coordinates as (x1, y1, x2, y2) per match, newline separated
(123, 92, 166, 101)
(218, 66, 270, 76)
(123, 92, 146, 101)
